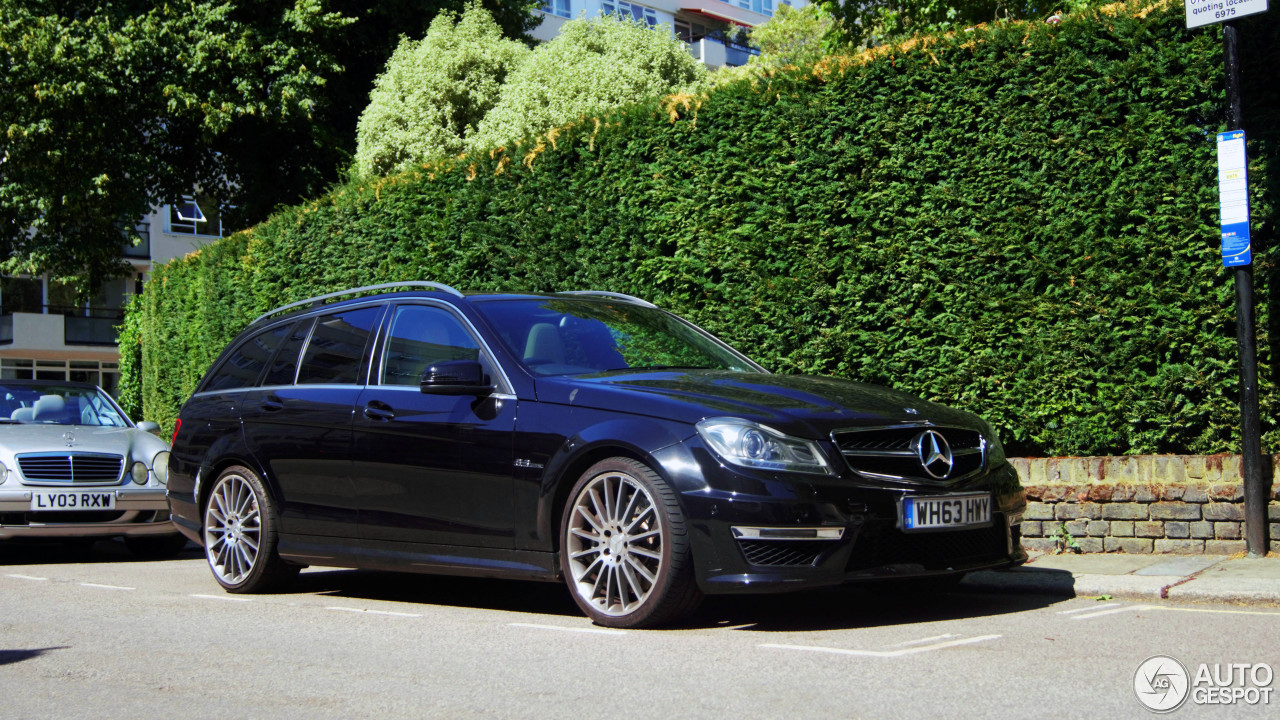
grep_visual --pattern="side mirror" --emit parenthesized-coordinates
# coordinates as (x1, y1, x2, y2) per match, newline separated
(420, 360, 493, 396)
(137, 421, 161, 433)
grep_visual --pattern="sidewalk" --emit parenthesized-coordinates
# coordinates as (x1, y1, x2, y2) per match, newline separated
(962, 551, 1280, 606)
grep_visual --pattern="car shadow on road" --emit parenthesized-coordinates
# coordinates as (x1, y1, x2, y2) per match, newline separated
(0, 538, 200, 566)
(0, 647, 69, 666)
(285, 567, 1073, 631)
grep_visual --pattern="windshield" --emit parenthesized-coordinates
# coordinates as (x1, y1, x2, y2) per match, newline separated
(474, 298, 762, 377)
(0, 383, 130, 427)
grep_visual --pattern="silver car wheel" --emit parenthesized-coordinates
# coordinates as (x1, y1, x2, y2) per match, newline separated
(204, 472, 262, 585)
(565, 470, 664, 617)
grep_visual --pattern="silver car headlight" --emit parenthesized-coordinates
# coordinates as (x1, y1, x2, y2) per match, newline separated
(152, 451, 170, 486)
(131, 461, 149, 485)
(696, 418, 832, 475)
(0, 461, 7, 484)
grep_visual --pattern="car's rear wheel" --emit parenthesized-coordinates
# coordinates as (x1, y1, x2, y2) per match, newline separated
(203, 466, 298, 593)
(560, 457, 702, 628)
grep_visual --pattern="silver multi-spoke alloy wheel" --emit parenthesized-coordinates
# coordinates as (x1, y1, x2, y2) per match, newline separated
(560, 456, 703, 628)
(565, 469, 664, 617)
(204, 471, 262, 586)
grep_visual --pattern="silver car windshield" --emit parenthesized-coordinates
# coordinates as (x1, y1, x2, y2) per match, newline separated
(1, 383, 130, 427)
(474, 298, 763, 377)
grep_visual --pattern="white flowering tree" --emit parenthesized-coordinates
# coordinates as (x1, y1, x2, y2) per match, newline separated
(470, 15, 707, 152)
(354, 3, 529, 178)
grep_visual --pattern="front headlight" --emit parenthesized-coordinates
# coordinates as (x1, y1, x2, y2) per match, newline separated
(696, 418, 832, 475)
(984, 424, 1007, 466)
(152, 451, 170, 486)
(0, 461, 7, 484)
(130, 461, 149, 485)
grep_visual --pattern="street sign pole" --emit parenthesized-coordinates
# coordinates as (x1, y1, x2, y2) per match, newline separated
(1220, 25, 1268, 557)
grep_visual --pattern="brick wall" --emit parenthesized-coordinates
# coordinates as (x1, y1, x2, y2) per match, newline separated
(1009, 454, 1280, 555)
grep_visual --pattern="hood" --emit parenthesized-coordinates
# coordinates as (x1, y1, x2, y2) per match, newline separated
(534, 370, 984, 439)
(0, 424, 168, 465)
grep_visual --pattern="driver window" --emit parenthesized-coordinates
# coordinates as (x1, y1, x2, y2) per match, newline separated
(381, 305, 480, 386)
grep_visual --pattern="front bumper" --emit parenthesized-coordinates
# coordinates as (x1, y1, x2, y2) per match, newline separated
(0, 487, 178, 539)
(656, 444, 1027, 595)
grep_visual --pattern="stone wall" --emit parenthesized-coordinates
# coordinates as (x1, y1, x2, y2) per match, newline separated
(1009, 454, 1280, 555)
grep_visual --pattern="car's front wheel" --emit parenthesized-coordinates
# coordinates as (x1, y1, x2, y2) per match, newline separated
(560, 457, 702, 628)
(203, 466, 298, 593)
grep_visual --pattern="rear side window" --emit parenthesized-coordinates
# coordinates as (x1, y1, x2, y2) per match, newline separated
(262, 320, 311, 386)
(202, 323, 292, 392)
(297, 306, 384, 385)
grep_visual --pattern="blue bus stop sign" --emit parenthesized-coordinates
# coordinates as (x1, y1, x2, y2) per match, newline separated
(1217, 130, 1251, 267)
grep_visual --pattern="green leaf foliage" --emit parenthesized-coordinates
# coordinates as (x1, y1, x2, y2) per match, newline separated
(354, 3, 529, 177)
(469, 15, 708, 151)
(124, 3, 1279, 459)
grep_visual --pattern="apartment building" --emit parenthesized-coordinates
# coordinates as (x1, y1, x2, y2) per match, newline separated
(535, 0, 806, 68)
(0, 198, 224, 395)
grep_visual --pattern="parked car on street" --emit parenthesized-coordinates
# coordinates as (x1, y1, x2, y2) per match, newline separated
(0, 379, 187, 557)
(167, 282, 1026, 627)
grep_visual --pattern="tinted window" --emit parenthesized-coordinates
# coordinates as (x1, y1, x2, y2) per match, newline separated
(296, 306, 384, 385)
(203, 323, 292, 392)
(262, 319, 311, 386)
(380, 305, 480, 386)
(473, 299, 757, 376)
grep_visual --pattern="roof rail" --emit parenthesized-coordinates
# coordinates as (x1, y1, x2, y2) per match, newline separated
(253, 281, 464, 324)
(557, 291, 658, 309)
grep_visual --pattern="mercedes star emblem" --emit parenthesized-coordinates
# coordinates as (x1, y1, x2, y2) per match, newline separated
(913, 429, 954, 479)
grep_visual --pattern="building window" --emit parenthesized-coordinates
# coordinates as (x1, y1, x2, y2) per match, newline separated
(167, 194, 225, 237)
(541, 0, 570, 18)
(718, 0, 774, 16)
(602, 0, 658, 26)
(0, 277, 43, 315)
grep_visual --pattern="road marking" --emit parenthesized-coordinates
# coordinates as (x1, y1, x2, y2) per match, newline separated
(1069, 605, 1151, 621)
(761, 634, 1002, 658)
(327, 607, 421, 618)
(80, 583, 134, 591)
(509, 622, 628, 636)
(190, 593, 251, 603)
(6, 574, 48, 581)
(1057, 603, 1122, 615)
(892, 633, 960, 647)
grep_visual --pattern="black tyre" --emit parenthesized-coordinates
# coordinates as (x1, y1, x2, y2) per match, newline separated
(125, 534, 189, 559)
(560, 457, 702, 628)
(203, 465, 299, 593)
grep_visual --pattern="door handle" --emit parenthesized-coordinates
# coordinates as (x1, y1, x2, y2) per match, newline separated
(363, 403, 395, 421)
(261, 396, 284, 412)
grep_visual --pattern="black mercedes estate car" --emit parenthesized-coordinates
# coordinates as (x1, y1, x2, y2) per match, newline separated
(167, 282, 1026, 627)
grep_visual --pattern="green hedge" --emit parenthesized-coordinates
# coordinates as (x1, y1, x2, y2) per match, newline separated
(122, 1, 1280, 457)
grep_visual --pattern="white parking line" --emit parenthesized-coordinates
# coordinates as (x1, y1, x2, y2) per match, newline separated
(327, 607, 421, 618)
(1057, 603, 1122, 615)
(1068, 605, 1151, 621)
(80, 583, 134, 591)
(6, 574, 48, 581)
(1147, 606, 1280, 618)
(190, 593, 251, 603)
(761, 635, 1002, 658)
(509, 622, 628, 636)
(892, 633, 960, 647)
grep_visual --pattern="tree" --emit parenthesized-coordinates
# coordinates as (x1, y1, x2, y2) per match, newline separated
(354, 3, 528, 178)
(470, 15, 708, 152)
(747, 3, 838, 69)
(0, 0, 541, 293)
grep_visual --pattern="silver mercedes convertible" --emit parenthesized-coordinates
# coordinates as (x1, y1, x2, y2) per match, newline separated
(0, 379, 186, 556)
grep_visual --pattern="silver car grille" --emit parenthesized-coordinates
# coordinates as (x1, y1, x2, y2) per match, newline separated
(17, 453, 124, 485)
(830, 425, 985, 486)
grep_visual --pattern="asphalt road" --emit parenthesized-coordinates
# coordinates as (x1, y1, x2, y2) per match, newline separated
(2, 540, 1277, 720)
